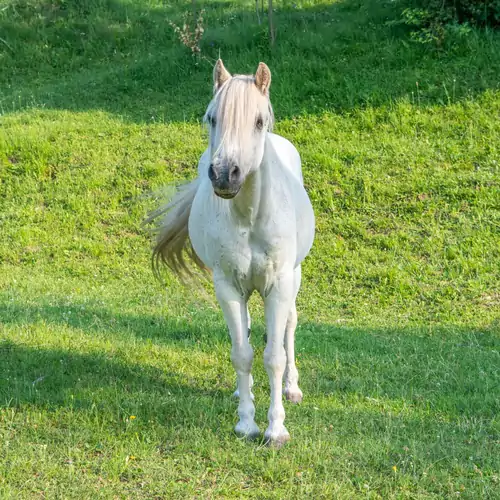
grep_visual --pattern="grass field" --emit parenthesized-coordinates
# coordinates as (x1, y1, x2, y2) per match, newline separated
(1, 0, 499, 497)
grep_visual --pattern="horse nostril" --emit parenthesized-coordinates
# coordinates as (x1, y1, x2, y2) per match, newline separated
(208, 163, 217, 181)
(229, 165, 240, 182)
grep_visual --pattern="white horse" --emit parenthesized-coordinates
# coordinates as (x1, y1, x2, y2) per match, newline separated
(149, 60, 315, 447)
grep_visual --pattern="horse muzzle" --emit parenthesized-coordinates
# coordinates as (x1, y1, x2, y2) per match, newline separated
(208, 162, 242, 199)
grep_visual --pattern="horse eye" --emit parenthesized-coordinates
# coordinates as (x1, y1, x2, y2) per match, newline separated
(256, 116, 264, 130)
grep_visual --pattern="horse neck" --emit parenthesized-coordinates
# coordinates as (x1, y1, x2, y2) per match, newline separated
(230, 136, 273, 225)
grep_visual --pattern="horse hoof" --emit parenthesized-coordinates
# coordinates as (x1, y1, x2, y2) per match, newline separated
(285, 388, 303, 404)
(235, 421, 260, 440)
(264, 428, 290, 449)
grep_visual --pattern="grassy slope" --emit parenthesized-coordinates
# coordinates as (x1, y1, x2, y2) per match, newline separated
(1, 0, 499, 498)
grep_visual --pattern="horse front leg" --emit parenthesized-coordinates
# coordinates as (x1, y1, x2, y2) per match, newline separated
(232, 304, 254, 400)
(214, 276, 259, 439)
(263, 270, 294, 447)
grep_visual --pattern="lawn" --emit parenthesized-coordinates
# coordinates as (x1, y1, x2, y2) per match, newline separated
(1, 0, 499, 497)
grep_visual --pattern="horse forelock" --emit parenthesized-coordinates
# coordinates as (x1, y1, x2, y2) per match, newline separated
(204, 75, 274, 153)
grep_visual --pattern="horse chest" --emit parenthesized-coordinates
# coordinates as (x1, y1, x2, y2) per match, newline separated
(216, 224, 286, 295)
(189, 172, 302, 296)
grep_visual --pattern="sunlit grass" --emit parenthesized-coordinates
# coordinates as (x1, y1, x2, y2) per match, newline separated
(1, 0, 499, 497)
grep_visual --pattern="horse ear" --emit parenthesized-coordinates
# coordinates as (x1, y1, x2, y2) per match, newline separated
(213, 59, 231, 93)
(255, 62, 271, 95)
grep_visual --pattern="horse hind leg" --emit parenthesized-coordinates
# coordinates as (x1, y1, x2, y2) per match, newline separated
(284, 266, 303, 404)
(284, 304, 303, 404)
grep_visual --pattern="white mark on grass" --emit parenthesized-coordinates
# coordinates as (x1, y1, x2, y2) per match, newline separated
(32, 376, 46, 386)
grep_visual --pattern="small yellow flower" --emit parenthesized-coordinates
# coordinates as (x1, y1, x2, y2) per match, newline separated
(129, 455, 136, 460)
(392, 465, 398, 472)
(129, 416, 136, 420)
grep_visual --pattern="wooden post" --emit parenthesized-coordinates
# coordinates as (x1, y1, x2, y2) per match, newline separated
(256, 0, 261, 24)
(268, 0, 275, 45)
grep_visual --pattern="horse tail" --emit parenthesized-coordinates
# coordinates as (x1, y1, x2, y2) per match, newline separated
(146, 179, 208, 282)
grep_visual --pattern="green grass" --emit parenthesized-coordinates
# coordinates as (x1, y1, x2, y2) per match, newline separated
(1, 0, 499, 497)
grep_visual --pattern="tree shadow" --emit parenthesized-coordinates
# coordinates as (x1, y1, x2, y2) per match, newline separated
(1, 329, 498, 495)
(0, 298, 232, 350)
(295, 322, 500, 420)
(1, 0, 499, 122)
(1, 298, 499, 427)
(1, 298, 498, 492)
(0, 342, 242, 435)
(0, 297, 237, 433)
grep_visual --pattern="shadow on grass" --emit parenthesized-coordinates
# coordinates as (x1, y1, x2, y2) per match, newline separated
(1, 299, 499, 427)
(1, 0, 499, 122)
(296, 322, 500, 420)
(0, 342, 237, 432)
(0, 299, 229, 346)
(1, 305, 499, 496)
